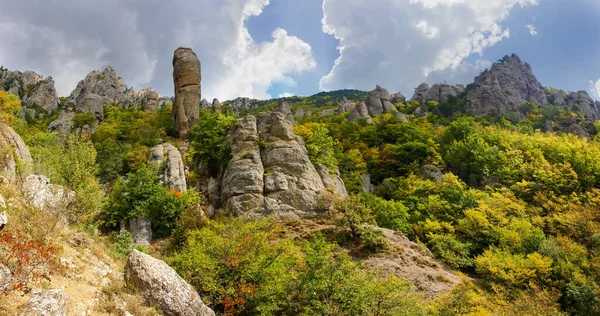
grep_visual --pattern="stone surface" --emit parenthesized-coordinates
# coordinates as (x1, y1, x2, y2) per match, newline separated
(566, 91, 600, 121)
(22, 290, 68, 316)
(22, 174, 75, 210)
(0, 263, 10, 291)
(317, 165, 348, 199)
(231, 97, 254, 113)
(294, 108, 304, 117)
(395, 112, 410, 123)
(362, 174, 375, 193)
(275, 102, 295, 123)
(67, 66, 138, 110)
(0, 69, 58, 116)
(365, 85, 396, 116)
(172, 47, 201, 139)
(211, 98, 222, 113)
(129, 216, 152, 246)
(467, 54, 548, 114)
(125, 250, 215, 316)
(421, 165, 443, 183)
(348, 102, 372, 123)
(148, 143, 187, 193)
(138, 88, 160, 113)
(200, 98, 211, 109)
(390, 92, 406, 104)
(337, 97, 354, 115)
(411, 83, 430, 104)
(0, 123, 33, 182)
(47, 111, 76, 139)
(551, 92, 566, 106)
(427, 83, 464, 103)
(319, 109, 336, 117)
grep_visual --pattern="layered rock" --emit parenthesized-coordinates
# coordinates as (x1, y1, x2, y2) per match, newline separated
(221, 112, 346, 218)
(125, 250, 215, 316)
(137, 88, 160, 113)
(410, 83, 464, 104)
(21, 175, 75, 210)
(467, 54, 548, 114)
(275, 102, 295, 123)
(566, 91, 600, 121)
(348, 101, 373, 123)
(148, 143, 187, 193)
(22, 290, 68, 316)
(0, 68, 58, 116)
(0, 123, 33, 182)
(294, 108, 304, 117)
(365, 85, 397, 116)
(172, 47, 201, 139)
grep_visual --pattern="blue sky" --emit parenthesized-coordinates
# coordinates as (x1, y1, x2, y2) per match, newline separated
(0, 0, 598, 101)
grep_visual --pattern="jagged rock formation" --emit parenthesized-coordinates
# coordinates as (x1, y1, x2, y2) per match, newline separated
(0, 194, 6, 230)
(68, 66, 138, 110)
(365, 85, 397, 116)
(0, 69, 58, 117)
(220, 112, 347, 218)
(410, 83, 464, 104)
(566, 91, 600, 121)
(231, 97, 254, 113)
(0, 123, 32, 182)
(212, 98, 222, 113)
(411, 83, 431, 104)
(172, 47, 201, 139)
(138, 88, 160, 113)
(421, 165, 443, 183)
(391, 92, 406, 104)
(294, 108, 304, 117)
(125, 250, 215, 316)
(337, 97, 354, 115)
(21, 175, 75, 210)
(200, 98, 211, 109)
(21, 290, 68, 316)
(467, 54, 548, 115)
(551, 91, 567, 106)
(348, 101, 373, 123)
(275, 102, 295, 123)
(148, 143, 187, 193)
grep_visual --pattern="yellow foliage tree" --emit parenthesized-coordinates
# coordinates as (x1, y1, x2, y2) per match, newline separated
(0, 91, 21, 125)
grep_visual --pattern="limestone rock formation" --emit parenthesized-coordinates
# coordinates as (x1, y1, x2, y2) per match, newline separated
(200, 98, 211, 109)
(221, 113, 346, 218)
(22, 175, 75, 210)
(551, 92, 566, 106)
(172, 47, 201, 139)
(391, 92, 406, 104)
(467, 54, 548, 114)
(348, 101, 373, 123)
(47, 110, 76, 139)
(0, 123, 33, 182)
(231, 97, 254, 113)
(319, 109, 336, 117)
(125, 250, 215, 316)
(365, 85, 397, 116)
(138, 88, 160, 113)
(411, 83, 430, 104)
(337, 97, 354, 115)
(22, 290, 68, 316)
(129, 216, 152, 245)
(421, 165, 443, 183)
(212, 98, 222, 113)
(294, 108, 304, 117)
(317, 165, 348, 199)
(148, 143, 187, 193)
(275, 102, 295, 123)
(362, 174, 375, 193)
(68, 66, 138, 110)
(0, 69, 58, 116)
(566, 91, 600, 121)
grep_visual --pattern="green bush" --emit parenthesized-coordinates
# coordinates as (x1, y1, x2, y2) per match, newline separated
(72, 112, 97, 128)
(189, 110, 236, 174)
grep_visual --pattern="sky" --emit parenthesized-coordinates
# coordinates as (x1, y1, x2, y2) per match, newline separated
(0, 0, 598, 101)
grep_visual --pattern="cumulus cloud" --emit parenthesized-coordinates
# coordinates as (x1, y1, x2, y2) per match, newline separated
(320, 0, 540, 96)
(590, 79, 600, 100)
(0, 0, 316, 100)
(278, 92, 294, 98)
(526, 24, 538, 36)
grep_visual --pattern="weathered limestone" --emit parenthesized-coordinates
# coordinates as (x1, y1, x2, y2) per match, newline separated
(0, 123, 33, 182)
(22, 290, 68, 316)
(172, 47, 201, 139)
(148, 143, 187, 193)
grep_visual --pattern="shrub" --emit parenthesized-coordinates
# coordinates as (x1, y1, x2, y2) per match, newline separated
(72, 112, 97, 128)
(189, 110, 236, 174)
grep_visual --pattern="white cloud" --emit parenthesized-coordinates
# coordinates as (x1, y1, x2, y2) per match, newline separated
(320, 0, 540, 96)
(0, 0, 316, 100)
(590, 79, 600, 100)
(278, 92, 294, 98)
(526, 24, 538, 36)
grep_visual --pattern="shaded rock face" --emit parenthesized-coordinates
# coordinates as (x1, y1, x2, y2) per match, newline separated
(391, 92, 406, 104)
(316, 165, 348, 199)
(172, 47, 201, 139)
(365, 85, 397, 116)
(138, 88, 160, 113)
(362, 174, 375, 193)
(421, 165, 443, 183)
(200, 98, 211, 109)
(68, 66, 138, 110)
(0, 69, 58, 116)
(467, 54, 548, 114)
(411, 83, 430, 104)
(0, 123, 33, 182)
(337, 97, 355, 115)
(149, 143, 187, 193)
(396, 112, 410, 123)
(125, 250, 215, 316)
(275, 102, 295, 123)
(22, 290, 68, 316)
(319, 109, 336, 117)
(221, 113, 346, 218)
(47, 111, 76, 139)
(566, 91, 600, 121)
(129, 216, 152, 245)
(551, 92, 566, 106)
(212, 98, 222, 113)
(559, 117, 589, 138)
(231, 97, 254, 113)
(294, 108, 304, 117)
(348, 101, 373, 123)
(22, 175, 75, 210)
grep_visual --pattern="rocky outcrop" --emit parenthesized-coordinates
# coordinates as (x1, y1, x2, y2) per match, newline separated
(138, 88, 160, 113)
(68, 66, 138, 110)
(317, 165, 348, 198)
(221, 112, 346, 218)
(21, 175, 75, 210)
(172, 47, 201, 139)
(348, 102, 373, 123)
(0, 69, 58, 116)
(421, 165, 443, 183)
(362, 174, 375, 193)
(200, 98, 211, 109)
(467, 54, 548, 114)
(22, 290, 68, 316)
(391, 92, 406, 104)
(319, 109, 336, 117)
(211, 98, 222, 113)
(275, 102, 295, 123)
(129, 216, 152, 246)
(125, 250, 215, 316)
(47, 111, 76, 138)
(566, 91, 600, 121)
(427, 84, 464, 103)
(231, 97, 255, 113)
(337, 97, 354, 115)
(365, 86, 397, 116)
(0, 123, 33, 182)
(149, 143, 187, 193)
(411, 83, 430, 104)
(294, 108, 304, 117)
(396, 112, 410, 123)
(551, 92, 566, 106)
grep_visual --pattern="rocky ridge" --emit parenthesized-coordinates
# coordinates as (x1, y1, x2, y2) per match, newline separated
(0, 68, 58, 118)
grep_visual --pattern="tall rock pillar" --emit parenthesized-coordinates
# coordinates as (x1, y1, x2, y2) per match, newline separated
(172, 47, 201, 139)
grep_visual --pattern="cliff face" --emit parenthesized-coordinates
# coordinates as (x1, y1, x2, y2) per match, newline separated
(0, 69, 58, 118)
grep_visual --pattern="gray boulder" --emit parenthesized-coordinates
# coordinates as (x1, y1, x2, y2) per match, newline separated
(566, 91, 600, 121)
(317, 164, 348, 199)
(47, 111, 76, 139)
(138, 88, 160, 113)
(348, 102, 373, 123)
(200, 98, 211, 109)
(22, 175, 75, 210)
(551, 92, 566, 106)
(67, 66, 137, 110)
(390, 92, 406, 104)
(410, 83, 430, 104)
(319, 109, 336, 117)
(427, 83, 464, 103)
(294, 108, 304, 117)
(0, 123, 33, 182)
(22, 290, 68, 316)
(129, 216, 152, 246)
(362, 174, 375, 193)
(275, 102, 295, 123)
(337, 97, 354, 115)
(231, 97, 254, 113)
(467, 54, 548, 114)
(396, 112, 409, 123)
(0, 69, 58, 116)
(211, 98, 222, 113)
(125, 250, 215, 316)
(173, 47, 201, 139)
(148, 143, 187, 193)
(421, 165, 443, 183)
(365, 85, 397, 116)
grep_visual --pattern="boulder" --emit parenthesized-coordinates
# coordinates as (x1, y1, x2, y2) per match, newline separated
(566, 91, 600, 121)
(80, 93, 104, 121)
(67, 66, 138, 110)
(47, 111, 76, 139)
(390, 92, 406, 104)
(124, 250, 215, 316)
(172, 47, 201, 139)
(348, 102, 372, 123)
(362, 174, 375, 193)
(427, 83, 464, 103)
(0, 123, 33, 182)
(0, 263, 10, 291)
(319, 109, 336, 117)
(421, 165, 443, 183)
(211, 98, 222, 113)
(231, 97, 254, 113)
(0, 69, 58, 116)
(200, 98, 211, 109)
(365, 85, 396, 116)
(138, 88, 160, 113)
(411, 83, 430, 104)
(294, 108, 304, 117)
(129, 216, 152, 246)
(467, 54, 548, 114)
(148, 143, 187, 193)
(551, 92, 566, 106)
(396, 112, 409, 123)
(21, 175, 75, 210)
(317, 165, 348, 198)
(22, 290, 68, 316)
(275, 102, 295, 123)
